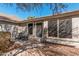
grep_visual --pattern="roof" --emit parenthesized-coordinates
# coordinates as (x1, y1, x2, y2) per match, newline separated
(0, 10, 79, 24)
(0, 13, 22, 23)
(22, 10, 79, 23)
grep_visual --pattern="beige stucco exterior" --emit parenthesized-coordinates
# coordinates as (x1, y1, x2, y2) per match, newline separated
(1, 10, 79, 47)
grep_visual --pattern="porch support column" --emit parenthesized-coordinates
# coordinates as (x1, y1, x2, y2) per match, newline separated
(33, 22, 36, 37)
(57, 19, 59, 38)
(43, 21, 48, 38)
(26, 23, 28, 34)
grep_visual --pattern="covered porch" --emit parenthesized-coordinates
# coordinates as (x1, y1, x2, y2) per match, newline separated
(27, 22, 44, 38)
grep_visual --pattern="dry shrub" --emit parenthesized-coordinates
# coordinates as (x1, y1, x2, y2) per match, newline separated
(0, 32, 14, 52)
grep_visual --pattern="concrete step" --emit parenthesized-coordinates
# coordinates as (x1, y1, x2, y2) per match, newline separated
(46, 38, 79, 47)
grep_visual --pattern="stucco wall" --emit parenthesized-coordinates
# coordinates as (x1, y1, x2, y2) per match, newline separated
(72, 17, 79, 39)
(0, 21, 19, 39)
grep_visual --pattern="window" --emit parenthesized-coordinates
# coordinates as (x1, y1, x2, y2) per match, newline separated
(48, 19, 72, 38)
(59, 19, 72, 38)
(48, 20, 57, 37)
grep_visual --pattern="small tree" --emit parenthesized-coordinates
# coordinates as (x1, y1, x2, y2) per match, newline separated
(27, 16, 36, 19)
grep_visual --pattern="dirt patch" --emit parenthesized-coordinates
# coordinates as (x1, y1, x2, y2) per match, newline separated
(17, 48, 45, 56)
(16, 43, 79, 56)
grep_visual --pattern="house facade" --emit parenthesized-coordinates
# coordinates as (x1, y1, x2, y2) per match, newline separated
(1, 11, 79, 46)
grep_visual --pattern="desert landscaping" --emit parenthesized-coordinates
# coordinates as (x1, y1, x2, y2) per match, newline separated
(1, 32, 79, 56)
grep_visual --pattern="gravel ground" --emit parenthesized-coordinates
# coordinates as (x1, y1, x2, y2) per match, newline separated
(2, 39, 79, 56)
(15, 43, 79, 56)
(38, 43, 79, 56)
